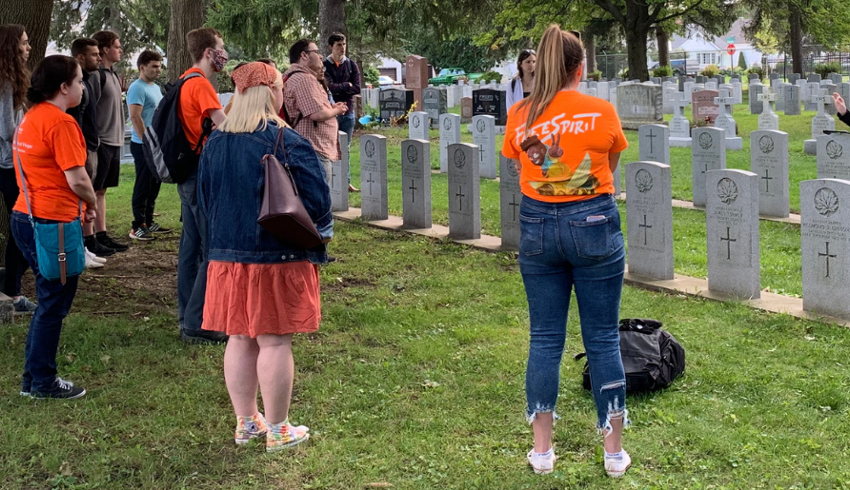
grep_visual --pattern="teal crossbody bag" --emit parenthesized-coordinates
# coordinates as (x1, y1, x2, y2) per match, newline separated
(14, 134, 85, 284)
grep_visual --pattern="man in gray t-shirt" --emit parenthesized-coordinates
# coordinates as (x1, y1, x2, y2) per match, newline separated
(86, 30, 129, 256)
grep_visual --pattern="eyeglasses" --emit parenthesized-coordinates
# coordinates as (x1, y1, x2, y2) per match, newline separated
(304, 49, 320, 55)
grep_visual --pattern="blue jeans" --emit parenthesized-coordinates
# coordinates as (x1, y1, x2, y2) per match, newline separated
(177, 172, 207, 332)
(518, 195, 628, 431)
(11, 211, 79, 392)
(337, 113, 355, 183)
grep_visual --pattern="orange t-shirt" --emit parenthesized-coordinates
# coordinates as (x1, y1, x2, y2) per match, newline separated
(178, 67, 222, 152)
(501, 91, 628, 202)
(13, 103, 86, 221)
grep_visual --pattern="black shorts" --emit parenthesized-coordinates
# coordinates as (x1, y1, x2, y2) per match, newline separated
(93, 144, 121, 190)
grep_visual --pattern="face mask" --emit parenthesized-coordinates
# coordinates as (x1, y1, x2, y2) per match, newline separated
(210, 48, 228, 72)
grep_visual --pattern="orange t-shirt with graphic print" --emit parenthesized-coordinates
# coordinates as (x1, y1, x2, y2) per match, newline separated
(13, 102, 87, 221)
(178, 67, 222, 153)
(501, 90, 628, 203)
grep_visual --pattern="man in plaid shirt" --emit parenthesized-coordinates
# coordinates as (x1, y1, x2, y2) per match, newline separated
(283, 39, 347, 183)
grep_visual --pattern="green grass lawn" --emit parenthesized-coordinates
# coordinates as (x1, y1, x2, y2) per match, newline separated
(2, 167, 850, 488)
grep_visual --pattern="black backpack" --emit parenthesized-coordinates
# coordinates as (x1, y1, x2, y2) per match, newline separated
(142, 73, 212, 184)
(576, 318, 685, 393)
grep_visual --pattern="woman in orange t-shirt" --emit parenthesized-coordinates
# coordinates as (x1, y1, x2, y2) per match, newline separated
(501, 26, 631, 477)
(11, 55, 97, 400)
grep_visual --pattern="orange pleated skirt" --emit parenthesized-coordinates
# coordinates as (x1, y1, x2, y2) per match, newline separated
(202, 260, 321, 338)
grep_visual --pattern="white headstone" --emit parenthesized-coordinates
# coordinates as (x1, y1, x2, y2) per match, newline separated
(816, 134, 850, 180)
(731, 80, 743, 104)
(471, 115, 497, 179)
(638, 124, 670, 165)
(330, 131, 349, 212)
(360, 135, 388, 220)
(706, 169, 761, 299)
(626, 161, 674, 280)
(447, 143, 481, 239)
(805, 93, 836, 155)
(499, 154, 521, 250)
(713, 95, 743, 150)
(750, 130, 790, 218)
(401, 139, 432, 228)
(757, 86, 779, 131)
(692, 127, 728, 207)
(408, 111, 429, 141)
(669, 94, 692, 147)
(439, 113, 461, 173)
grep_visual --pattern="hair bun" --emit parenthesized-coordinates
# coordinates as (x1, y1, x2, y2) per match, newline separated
(26, 86, 45, 104)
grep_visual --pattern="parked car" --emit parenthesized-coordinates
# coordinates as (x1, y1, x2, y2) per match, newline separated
(428, 68, 483, 86)
(378, 75, 398, 86)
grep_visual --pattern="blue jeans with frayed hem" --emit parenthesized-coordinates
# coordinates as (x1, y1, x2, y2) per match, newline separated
(519, 195, 627, 430)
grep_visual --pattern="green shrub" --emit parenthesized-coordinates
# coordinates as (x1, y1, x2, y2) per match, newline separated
(700, 64, 719, 77)
(652, 65, 673, 77)
(478, 71, 503, 83)
(747, 65, 764, 80)
(738, 55, 747, 70)
(587, 70, 603, 81)
(814, 62, 843, 79)
(364, 66, 380, 86)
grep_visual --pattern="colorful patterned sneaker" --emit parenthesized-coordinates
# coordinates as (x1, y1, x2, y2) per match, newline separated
(148, 222, 172, 234)
(129, 225, 156, 241)
(266, 420, 310, 452)
(527, 448, 557, 474)
(235, 413, 269, 445)
(604, 450, 631, 478)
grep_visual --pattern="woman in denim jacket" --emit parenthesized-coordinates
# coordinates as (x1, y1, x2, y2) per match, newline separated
(198, 62, 332, 452)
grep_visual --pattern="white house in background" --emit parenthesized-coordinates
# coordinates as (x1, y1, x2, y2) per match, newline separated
(671, 18, 762, 70)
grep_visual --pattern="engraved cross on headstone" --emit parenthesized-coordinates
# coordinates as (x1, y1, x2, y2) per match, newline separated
(456, 186, 465, 211)
(331, 165, 337, 189)
(366, 172, 375, 194)
(478, 145, 485, 163)
(819, 241, 837, 278)
(639, 214, 652, 245)
(509, 194, 519, 221)
(761, 169, 773, 192)
(721, 226, 737, 260)
(646, 129, 657, 153)
(409, 180, 418, 203)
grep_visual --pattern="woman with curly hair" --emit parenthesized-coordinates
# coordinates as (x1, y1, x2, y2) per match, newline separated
(0, 24, 37, 314)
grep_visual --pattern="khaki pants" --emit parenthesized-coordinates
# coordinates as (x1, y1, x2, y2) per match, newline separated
(317, 153, 333, 185)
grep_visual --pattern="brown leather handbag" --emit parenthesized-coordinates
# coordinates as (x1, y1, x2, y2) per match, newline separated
(258, 127, 323, 249)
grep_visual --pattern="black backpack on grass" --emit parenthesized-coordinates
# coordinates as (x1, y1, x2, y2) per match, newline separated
(576, 318, 685, 393)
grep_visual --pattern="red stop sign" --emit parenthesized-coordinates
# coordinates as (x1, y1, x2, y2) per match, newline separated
(727, 44, 736, 56)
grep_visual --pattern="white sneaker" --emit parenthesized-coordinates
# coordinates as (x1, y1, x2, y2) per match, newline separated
(86, 248, 106, 264)
(85, 249, 104, 269)
(527, 448, 556, 474)
(604, 450, 631, 478)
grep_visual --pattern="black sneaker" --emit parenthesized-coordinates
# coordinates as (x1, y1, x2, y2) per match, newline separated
(129, 225, 156, 241)
(148, 222, 172, 234)
(180, 328, 228, 344)
(85, 236, 116, 257)
(31, 378, 86, 399)
(96, 232, 129, 252)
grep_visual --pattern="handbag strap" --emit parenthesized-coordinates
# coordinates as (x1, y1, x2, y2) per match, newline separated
(14, 129, 83, 221)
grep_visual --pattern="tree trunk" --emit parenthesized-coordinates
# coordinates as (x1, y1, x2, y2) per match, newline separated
(167, 0, 205, 83)
(584, 28, 596, 75)
(656, 28, 669, 67)
(626, 26, 651, 81)
(318, 0, 346, 57)
(788, 2, 804, 75)
(0, 0, 53, 68)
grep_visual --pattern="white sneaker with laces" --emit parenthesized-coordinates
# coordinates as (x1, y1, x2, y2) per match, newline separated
(604, 450, 631, 478)
(527, 448, 556, 474)
(85, 249, 104, 269)
(88, 249, 107, 264)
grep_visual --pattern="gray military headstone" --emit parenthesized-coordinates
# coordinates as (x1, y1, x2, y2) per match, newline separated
(789, 73, 800, 84)
(774, 83, 787, 112)
(749, 83, 764, 114)
(447, 83, 456, 108)
(471, 115, 497, 179)
(816, 134, 850, 180)
(731, 80, 743, 105)
(692, 127, 728, 207)
(801, 178, 850, 318)
(638, 124, 670, 165)
(401, 139, 432, 229)
(804, 82, 820, 112)
(422, 87, 447, 129)
(750, 130, 789, 218)
(439, 113, 461, 173)
(706, 81, 718, 91)
(705, 169, 761, 299)
(597, 81, 610, 101)
(822, 83, 838, 115)
(684, 81, 695, 99)
(696, 75, 707, 84)
(669, 94, 692, 147)
(613, 164, 622, 196)
(447, 143, 481, 239)
(783, 84, 801, 115)
(499, 154, 521, 250)
(662, 83, 677, 115)
(359, 135, 388, 220)
(714, 95, 743, 150)
(770, 73, 780, 80)
(408, 111, 429, 141)
(609, 81, 618, 112)
(805, 93, 836, 155)
(830, 73, 843, 85)
(842, 83, 850, 103)
(577, 81, 587, 94)
(808, 73, 822, 83)
(626, 161, 674, 280)
(757, 86, 779, 130)
(616, 83, 663, 129)
(330, 131, 350, 212)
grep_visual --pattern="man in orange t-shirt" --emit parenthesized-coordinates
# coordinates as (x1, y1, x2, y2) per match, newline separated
(175, 27, 227, 345)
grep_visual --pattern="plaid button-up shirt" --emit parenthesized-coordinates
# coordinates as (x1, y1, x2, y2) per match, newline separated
(283, 64, 340, 161)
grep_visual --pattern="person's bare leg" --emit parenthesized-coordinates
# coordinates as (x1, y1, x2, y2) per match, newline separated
(603, 412, 624, 453)
(95, 190, 107, 233)
(532, 412, 554, 453)
(224, 335, 260, 416)
(256, 334, 294, 424)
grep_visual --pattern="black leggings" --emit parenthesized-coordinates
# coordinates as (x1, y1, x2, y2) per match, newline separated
(0, 167, 29, 297)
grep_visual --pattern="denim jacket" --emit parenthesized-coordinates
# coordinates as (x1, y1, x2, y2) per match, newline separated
(198, 121, 333, 265)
